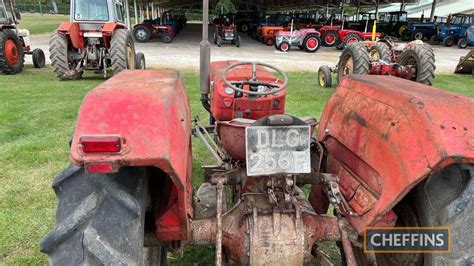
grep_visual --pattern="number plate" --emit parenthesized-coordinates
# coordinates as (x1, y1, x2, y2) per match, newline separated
(245, 125, 311, 176)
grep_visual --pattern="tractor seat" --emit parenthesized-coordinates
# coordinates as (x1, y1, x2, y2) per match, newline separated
(216, 116, 317, 161)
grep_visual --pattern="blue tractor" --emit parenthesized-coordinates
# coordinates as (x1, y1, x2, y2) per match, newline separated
(432, 14, 473, 46)
(457, 26, 474, 49)
(402, 16, 446, 41)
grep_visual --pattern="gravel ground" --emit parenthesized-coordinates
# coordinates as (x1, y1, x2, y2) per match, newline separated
(27, 23, 468, 73)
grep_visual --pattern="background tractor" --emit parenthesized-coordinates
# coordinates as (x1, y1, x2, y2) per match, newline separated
(50, 0, 144, 80)
(457, 26, 474, 49)
(0, 0, 45, 74)
(133, 18, 175, 43)
(431, 14, 474, 47)
(318, 40, 435, 87)
(275, 26, 321, 52)
(213, 15, 240, 47)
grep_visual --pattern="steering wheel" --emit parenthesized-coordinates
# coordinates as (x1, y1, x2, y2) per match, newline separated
(222, 62, 288, 96)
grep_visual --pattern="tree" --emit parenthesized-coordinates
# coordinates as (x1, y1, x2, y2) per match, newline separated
(214, 0, 236, 14)
(51, 0, 59, 14)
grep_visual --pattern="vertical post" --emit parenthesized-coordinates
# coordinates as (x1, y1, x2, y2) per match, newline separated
(125, 0, 131, 30)
(326, 4, 329, 18)
(400, 0, 405, 12)
(151, 2, 155, 19)
(340, 0, 344, 20)
(133, 0, 138, 25)
(375, 0, 379, 21)
(146, 3, 149, 20)
(200, 0, 211, 109)
(356, 0, 360, 18)
(38, 1, 43, 16)
(429, 0, 436, 22)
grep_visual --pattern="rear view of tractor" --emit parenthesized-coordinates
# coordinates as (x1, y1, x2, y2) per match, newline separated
(319, 39, 435, 87)
(0, 0, 45, 74)
(50, 0, 144, 80)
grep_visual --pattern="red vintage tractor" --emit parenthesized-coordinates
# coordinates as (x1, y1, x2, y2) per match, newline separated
(213, 15, 241, 47)
(133, 18, 175, 43)
(321, 17, 381, 49)
(50, 0, 144, 80)
(40, 3, 472, 266)
(0, 0, 45, 74)
(318, 40, 435, 87)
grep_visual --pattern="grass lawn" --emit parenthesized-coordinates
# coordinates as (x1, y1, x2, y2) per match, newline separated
(17, 13, 68, 35)
(0, 66, 472, 265)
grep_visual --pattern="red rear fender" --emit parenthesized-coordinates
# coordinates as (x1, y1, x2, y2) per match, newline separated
(71, 70, 193, 240)
(56, 22, 84, 49)
(314, 75, 474, 234)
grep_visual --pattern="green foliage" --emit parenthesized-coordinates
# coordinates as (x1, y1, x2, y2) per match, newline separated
(214, 0, 236, 15)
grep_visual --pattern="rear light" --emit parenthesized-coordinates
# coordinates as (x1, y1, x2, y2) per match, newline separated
(85, 162, 116, 173)
(80, 135, 122, 153)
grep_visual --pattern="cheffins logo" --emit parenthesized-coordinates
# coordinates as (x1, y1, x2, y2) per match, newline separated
(364, 227, 450, 253)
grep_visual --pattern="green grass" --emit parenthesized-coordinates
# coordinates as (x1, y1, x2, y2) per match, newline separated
(17, 13, 68, 35)
(0, 67, 472, 265)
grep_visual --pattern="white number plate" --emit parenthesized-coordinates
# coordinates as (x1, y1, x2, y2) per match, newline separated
(245, 125, 311, 176)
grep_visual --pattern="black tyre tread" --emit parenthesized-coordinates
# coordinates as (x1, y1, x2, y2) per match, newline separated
(0, 29, 25, 74)
(32, 48, 45, 68)
(49, 33, 82, 80)
(40, 166, 148, 265)
(457, 38, 468, 49)
(337, 42, 370, 84)
(321, 30, 340, 47)
(428, 35, 440, 45)
(110, 29, 135, 75)
(396, 43, 435, 86)
(340, 33, 362, 49)
(369, 42, 391, 62)
(135, 52, 146, 69)
(303, 34, 321, 53)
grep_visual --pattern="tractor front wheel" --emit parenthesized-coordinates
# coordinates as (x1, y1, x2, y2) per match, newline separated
(457, 38, 468, 49)
(396, 44, 435, 85)
(412, 30, 424, 41)
(0, 29, 25, 74)
(339, 33, 362, 50)
(162, 34, 172, 43)
(50, 33, 82, 80)
(303, 34, 321, 53)
(337, 42, 370, 84)
(135, 52, 146, 69)
(40, 166, 167, 265)
(32, 48, 45, 68)
(321, 30, 339, 47)
(428, 35, 440, 45)
(318, 65, 332, 88)
(217, 35, 222, 47)
(236, 36, 241, 48)
(278, 41, 290, 52)
(442, 36, 455, 47)
(110, 29, 136, 75)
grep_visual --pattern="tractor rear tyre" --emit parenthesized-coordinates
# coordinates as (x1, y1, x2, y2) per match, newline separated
(337, 42, 370, 84)
(133, 26, 151, 43)
(442, 36, 455, 47)
(40, 166, 167, 265)
(265, 37, 274, 46)
(236, 36, 241, 48)
(0, 29, 25, 74)
(303, 34, 321, 53)
(368, 42, 391, 62)
(110, 29, 136, 75)
(321, 30, 339, 47)
(396, 44, 435, 85)
(343, 164, 473, 266)
(135, 52, 146, 69)
(32, 48, 45, 68)
(162, 34, 172, 43)
(318, 65, 332, 88)
(213, 33, 218, 45)
(457, 38, 468, 49)
(338, 33, 362, 50)
(217, 35, 222, 47)
(428, 35, 440, 45)
(49, 33, 82, 80)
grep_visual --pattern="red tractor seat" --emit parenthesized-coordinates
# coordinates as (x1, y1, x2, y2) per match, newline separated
(216, 117, 318, 161)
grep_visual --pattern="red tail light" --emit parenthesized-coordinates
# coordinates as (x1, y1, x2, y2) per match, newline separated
(80, 136, 122, 153)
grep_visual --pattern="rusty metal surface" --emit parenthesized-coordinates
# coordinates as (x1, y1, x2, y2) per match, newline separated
(70, 70, 193, 241)
(315, 75, 474, 234)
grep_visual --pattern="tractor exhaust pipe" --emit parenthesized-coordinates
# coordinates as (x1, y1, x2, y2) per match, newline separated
(200, 0, 211, 113)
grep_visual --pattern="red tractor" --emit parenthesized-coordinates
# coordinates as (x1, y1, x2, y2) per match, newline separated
(133, 19, 175, 43)
(275, 27, 321, 52)
(0, 0, 45, 74)
(50, 0, 145, 80)
(213, 15, 241, 47)
(318, 40, 435, 87)
(40, 3, 473, 266)
(321, 18, 381, 49)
